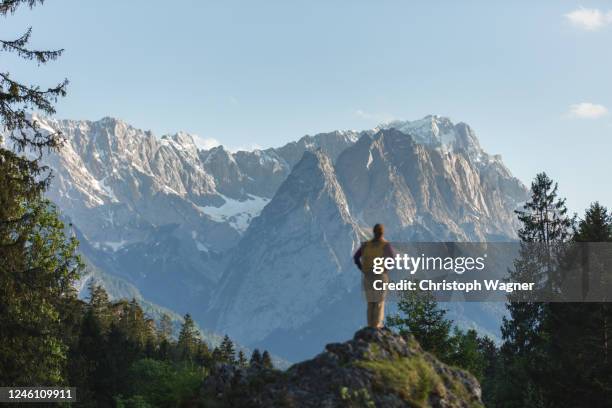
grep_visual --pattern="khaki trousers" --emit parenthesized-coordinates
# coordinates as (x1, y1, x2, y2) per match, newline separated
(363, 272, 388, 329)
(367, 301, 385, 328)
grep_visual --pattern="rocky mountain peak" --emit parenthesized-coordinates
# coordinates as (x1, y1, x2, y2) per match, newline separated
(168, 131, 197, 149)
(275, 130, 360, 166)
(203, 327, 483, 407)
(381, 115, 484, 158)
(202, 144, 233, 162)
(262, 149, 353, 224)
(291, 149, 335, 182)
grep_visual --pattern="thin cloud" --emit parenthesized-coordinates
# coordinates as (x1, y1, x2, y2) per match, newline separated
(354, 109, 395, 123)
(565, 8, 612, 30)
(568, 102, 609, 119)
(229, 143, 263, 153)
(193, 135, 221, 150)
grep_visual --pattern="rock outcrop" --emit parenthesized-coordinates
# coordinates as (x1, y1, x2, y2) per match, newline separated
(202, 328, 483, 408)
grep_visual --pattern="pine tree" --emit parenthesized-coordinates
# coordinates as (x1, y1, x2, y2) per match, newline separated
(87, 282, 112, 333)
(194, 341, 211, 367)
(0, 196, 83, 385)
(448, 329, 486, 381)
(250, 349, 262, 368)
(515, 173, 572, 244)
(211, 347, 223, 363)
(114, 298, 154, 349)
(499, 172, 572, 408)
(157, 313, 173, 341)
(575, 202, 612, 242)
(157, 313, 173, 360)
(219, 334, 236, 364)
(386, 290, 453, 360)
(177, 314, 200, 361)
(70, 305, 105, 403)
(478, 336, 501, 407)
(0, 0, 78, 386)
(1, 0, 68, 157)
(237, 350, 248, 368)
(261, 350, 274, 369)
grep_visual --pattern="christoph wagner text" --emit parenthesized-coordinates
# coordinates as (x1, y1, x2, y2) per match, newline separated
(372, 254, 486, 275)
(373, 280, 536, 293)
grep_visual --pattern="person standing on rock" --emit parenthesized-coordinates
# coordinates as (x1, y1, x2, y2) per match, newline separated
(353, 224, 396, 329)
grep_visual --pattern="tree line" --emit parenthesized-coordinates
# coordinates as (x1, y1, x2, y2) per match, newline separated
(74, 282, 274, 406)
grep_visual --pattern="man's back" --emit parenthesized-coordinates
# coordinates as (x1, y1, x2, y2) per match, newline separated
(359, 239, 388, 274)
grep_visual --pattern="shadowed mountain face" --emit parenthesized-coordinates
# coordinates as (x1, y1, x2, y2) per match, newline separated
(2, 114, 527, 361)
(210, 151, 365, 346)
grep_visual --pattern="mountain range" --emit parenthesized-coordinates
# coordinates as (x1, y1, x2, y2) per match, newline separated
(1, 114, 528, 361)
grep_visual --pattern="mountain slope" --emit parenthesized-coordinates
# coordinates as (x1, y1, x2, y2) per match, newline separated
(210, 150, 364, 348)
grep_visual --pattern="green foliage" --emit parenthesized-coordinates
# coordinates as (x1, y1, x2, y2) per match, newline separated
(177, 313, 201, 361)
(250, 348, 262, 367)
(62, 284, 234, 406)
(339, 386, 376, 408)
(355, 349, 483, 408)
(157, 313, 173, 341)
(387, 290, 488, 375)
(86, 281, 112, 332)
(0, 0, 77, 388)
(1, 0, 68, 156)
(219, 334, 236, 364)
(387, 288, 498, 402)
(0, 188, 83, 385)
(499, 172, 573, 408)
(237, 350, 248, 368)
(476, 336, 501, 407)
(447, 329, 487, 382)
(387, 290, 453, 359)
(261, 350, 274, 369)
(574, 202, 612, 243)
(541, 202, 612, 407)
(493, 178, 612, 408)
(119, 359, 206, 407)
(115, 394, 153, 408)
(515, 172, 573, 244)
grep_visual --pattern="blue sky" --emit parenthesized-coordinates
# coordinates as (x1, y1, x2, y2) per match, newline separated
(1, 1, 611, 214)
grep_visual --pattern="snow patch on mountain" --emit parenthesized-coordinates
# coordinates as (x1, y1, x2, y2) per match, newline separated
(196, 194, 270, 232)
(366, 150, 373, 169)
